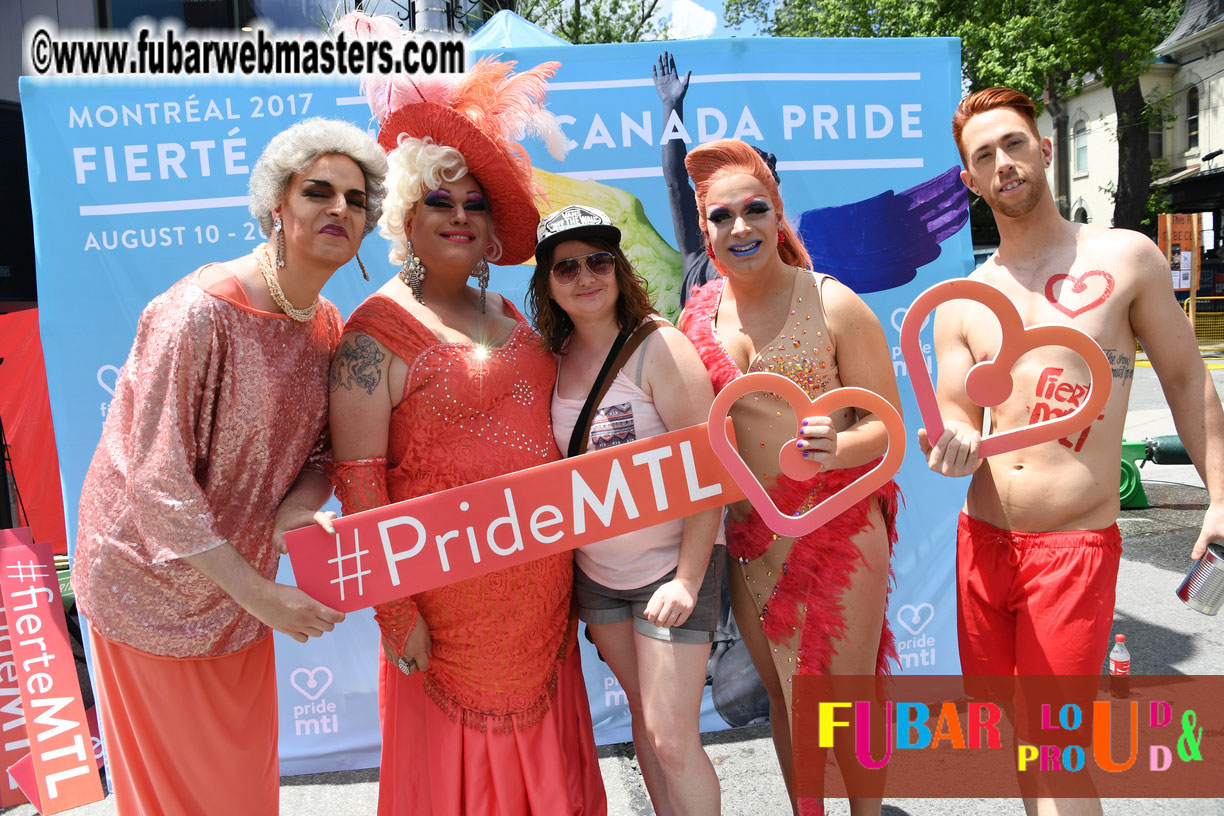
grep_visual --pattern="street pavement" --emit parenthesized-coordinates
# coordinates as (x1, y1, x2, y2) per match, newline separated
(6, 364, 1222, 816)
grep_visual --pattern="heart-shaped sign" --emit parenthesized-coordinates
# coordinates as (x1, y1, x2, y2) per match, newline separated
(290, 666, 334, 701)
(900, 279, 1112, 459)
(707, 372, 906, 538)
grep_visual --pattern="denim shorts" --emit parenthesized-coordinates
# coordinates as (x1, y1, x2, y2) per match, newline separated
(574, 546, 725, 643)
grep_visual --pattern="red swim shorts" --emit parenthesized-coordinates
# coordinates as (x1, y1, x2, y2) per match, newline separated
(956, 512, 1122, 675)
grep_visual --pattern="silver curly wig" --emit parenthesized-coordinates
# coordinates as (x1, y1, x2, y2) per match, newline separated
(248, 117, 388, 237)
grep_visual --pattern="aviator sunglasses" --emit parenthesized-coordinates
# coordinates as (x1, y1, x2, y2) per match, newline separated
(550, 251, 616, 285)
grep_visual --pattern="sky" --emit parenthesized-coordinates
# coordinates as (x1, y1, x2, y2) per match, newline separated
(253, 0, 755, 42)
(664, 0, 752, 40)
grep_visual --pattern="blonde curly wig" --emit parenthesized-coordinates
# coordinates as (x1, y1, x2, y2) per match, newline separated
(379, 136, 504, 265)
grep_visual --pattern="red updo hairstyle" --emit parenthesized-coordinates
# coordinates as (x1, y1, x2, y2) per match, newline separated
(685, 139, 812, 274)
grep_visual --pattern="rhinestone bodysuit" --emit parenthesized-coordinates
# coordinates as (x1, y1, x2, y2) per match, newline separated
(680, 270, 900, 711)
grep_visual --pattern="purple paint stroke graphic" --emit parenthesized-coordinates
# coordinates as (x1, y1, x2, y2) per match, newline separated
(796, 166, 969, 294)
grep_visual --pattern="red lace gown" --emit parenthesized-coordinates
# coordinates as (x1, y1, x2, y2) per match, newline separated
(331, 294, 606, 816)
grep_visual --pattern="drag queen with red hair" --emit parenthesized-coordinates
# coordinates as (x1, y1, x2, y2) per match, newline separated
(326, 14, 605, 815)
(679, 139, 902, 816)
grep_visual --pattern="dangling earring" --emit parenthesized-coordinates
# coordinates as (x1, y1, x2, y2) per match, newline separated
(705, 243, 716, 260)
(398, 240, 425, 304)
(476, 257, 491, 314)
(777, 229, 786, 245)
(273, 216, 285, 268)
(356, 252, 369, 282)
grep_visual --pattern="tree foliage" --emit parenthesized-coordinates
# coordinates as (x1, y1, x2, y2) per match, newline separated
(513, 0, 668, 43)
(725, 0, 1183, 234)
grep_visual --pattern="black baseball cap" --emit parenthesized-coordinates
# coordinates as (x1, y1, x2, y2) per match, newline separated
(535, 205, 622, 259)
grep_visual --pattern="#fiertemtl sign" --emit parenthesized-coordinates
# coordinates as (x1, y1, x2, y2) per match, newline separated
(0, 529, 103, 814)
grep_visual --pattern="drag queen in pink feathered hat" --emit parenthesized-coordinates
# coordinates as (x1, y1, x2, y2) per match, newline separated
(326, 12, 607, 815)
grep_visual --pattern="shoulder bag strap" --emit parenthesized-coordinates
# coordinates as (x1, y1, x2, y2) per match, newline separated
(566, 318, 664, 457)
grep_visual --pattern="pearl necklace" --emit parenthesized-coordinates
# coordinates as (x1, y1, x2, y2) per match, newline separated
(256, 242, 317, 323)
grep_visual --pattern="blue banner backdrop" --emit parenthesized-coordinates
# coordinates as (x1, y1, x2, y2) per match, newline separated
(21, 35, 969, 774)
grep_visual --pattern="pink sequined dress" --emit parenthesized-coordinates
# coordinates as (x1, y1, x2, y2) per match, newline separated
(73, 267, 343, 658)
(680, 271, 900, 695)
(331, 293, 606, 816)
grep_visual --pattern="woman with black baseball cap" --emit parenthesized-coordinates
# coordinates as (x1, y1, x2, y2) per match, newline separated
(530, 205, 724, 816)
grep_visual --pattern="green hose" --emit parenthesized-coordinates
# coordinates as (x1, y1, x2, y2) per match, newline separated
(1146, 435, 1192, 465)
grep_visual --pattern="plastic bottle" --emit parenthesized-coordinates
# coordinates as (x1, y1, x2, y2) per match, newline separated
(1109, 633, 1130, 698)
(1109, 633, 1131, 674)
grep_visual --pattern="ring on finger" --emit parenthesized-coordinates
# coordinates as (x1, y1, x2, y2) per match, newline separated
(397, 656, 417, 676)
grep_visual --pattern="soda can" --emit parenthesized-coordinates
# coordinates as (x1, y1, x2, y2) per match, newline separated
(1176, 542, 1224, 615)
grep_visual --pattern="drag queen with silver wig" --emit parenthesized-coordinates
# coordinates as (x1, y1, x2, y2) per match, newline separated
(73, 116, 386, 814)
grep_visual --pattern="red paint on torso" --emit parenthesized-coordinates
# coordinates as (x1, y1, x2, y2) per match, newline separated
(1044, 270, 1116, 318)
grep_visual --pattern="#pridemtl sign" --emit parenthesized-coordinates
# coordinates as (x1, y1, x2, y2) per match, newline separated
(287, 421, 744, 612)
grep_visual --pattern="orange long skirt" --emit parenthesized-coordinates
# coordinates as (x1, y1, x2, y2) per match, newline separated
(377, 644, 607, 815)
(90, 629, 279, 815)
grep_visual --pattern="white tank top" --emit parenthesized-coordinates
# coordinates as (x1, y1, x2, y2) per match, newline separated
(551, 367, 684, 589)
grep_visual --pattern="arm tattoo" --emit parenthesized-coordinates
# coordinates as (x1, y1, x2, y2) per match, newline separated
(330, 333, 385, 395)
(1102, 348, 1135, 384)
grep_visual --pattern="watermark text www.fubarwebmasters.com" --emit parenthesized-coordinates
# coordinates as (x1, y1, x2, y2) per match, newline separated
(25, 22, 465, 78)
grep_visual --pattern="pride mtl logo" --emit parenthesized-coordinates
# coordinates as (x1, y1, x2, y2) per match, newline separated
(894, 602, 937, 670)
(290, 667, 338, 738)
(603, 674, 627, 708)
